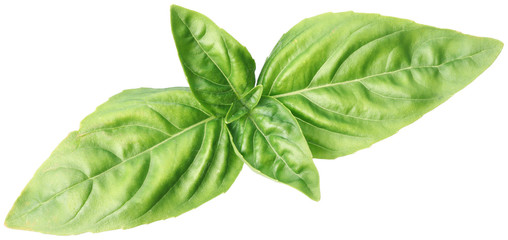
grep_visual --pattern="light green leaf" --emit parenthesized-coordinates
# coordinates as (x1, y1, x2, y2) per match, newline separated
(258, 12, 503, 159)
(228, 97, 320, 201)
(171, 5, 256, 116)
(5, 88, 243, 235)
(225, 85, 264, 124)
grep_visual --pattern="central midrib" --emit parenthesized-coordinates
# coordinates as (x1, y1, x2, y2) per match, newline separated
(271, 49, 490, 99)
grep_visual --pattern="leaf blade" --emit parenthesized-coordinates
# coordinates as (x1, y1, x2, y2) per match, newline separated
(259, 12, 503, 158)
(5, 88, 243, 235)
(228, 97, 320, 200)
(171, 5, 256, 116)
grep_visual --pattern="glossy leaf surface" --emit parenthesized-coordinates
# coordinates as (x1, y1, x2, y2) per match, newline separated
(228, 97, 320, 200)
(225, 85, 263, 124)
(5, 88, 243, 235)
(258, 12, 503, 159)
(171, 5, 256, 116)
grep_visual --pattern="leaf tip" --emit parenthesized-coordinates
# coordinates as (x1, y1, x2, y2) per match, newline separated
(306, 180, 321, 202)
(495, 38, 504, 53)
(170, 4, 195, 18)
(302, 168, 321, 202)
(297, 173, 321, 201)
(169, 4, 183, 13)
(4, 211, 23, 231)
(4, 215, 12, 229)
(308, 190, 321, 202)
(4, 200, 37, 232)
(170, 4, 191, 21)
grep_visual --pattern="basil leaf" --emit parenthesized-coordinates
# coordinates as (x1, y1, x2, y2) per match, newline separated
(4, 88, 243, 235)
(228, 97, 320, 201)
(258, 12, 503, 159)
(171, 5, 256, 116)
(225, 85, 264, 124)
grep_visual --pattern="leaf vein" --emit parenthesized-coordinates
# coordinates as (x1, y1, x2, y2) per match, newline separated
(175, 12, 241, 99)
(10, 117, 215, 221)
(135, 120, 210, 219)
(247, 115, 311, 193)
(273, 48, 492, 98)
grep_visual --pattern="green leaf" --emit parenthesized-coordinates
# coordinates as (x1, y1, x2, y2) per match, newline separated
(258, 12, 503, 159)
(228, 96, 320, 201)
(171, 5, 256, 116)
(5, 88, 243, 235)
(225, 85, 264, 124)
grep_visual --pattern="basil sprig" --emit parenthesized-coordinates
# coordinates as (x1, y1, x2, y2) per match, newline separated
(5, 5, 502, 235)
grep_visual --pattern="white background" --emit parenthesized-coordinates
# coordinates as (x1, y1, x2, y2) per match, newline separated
(0, 0, 507, 239)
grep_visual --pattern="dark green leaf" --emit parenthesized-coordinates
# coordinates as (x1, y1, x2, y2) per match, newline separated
(171, 5, 256, 116)
(258, 12, 503, 159)
(4, 88, 243, 235)
(228, 97, 320, 200)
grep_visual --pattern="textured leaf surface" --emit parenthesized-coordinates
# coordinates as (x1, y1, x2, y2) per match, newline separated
(171, 5, 256, 116)
(225, 85, 263, 124)
(228, 97, 320, 200)
(5, 88, 243, 235)
(258, 12, 503, 159)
